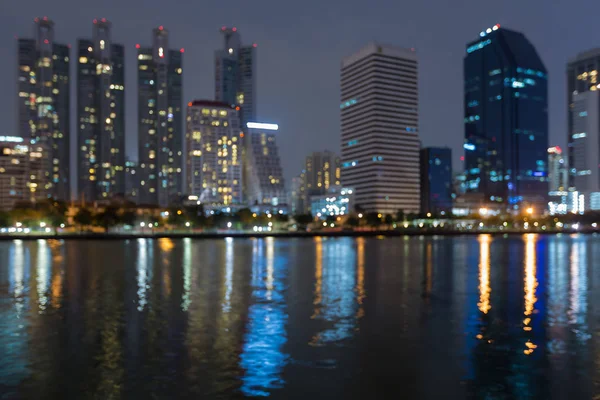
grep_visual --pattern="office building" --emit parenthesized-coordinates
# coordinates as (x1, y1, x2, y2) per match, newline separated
(185, 100, 243, 205)
(17, 17, 70, 201)
(137, 26, 184, 206)
(567, 49, 600, 190)
(215, 27, 256, 126)
(0, 136, 49, 210)
(420, 147, 452, 215)
(340, 43, 420, 214)
(570, 90, 600, 211)
(77, 18, 125, 201)
(245, 122, 285, 206)
(464, 25, 548, 209)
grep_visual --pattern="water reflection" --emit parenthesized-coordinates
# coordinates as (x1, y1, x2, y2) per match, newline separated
(222, 237, 234, 313)
(1, 236, 600, 399)
(310, 238, 360, 346)
(181, 237, 192, 311)
(240, 238, 288, 396)
(569, 237, 589, 341)
(136, 238, 152, 311)
(523, 234, 538, 354)
(477, 234, 491, 314)
(36, 240, 50, 312)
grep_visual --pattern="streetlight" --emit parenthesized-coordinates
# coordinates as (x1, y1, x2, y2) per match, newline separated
(358, 213, 363, 218)
(526, 207, 534, 215)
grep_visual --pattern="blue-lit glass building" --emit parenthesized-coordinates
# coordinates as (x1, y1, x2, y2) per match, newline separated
(464, 25, 548, 209)
(420, 147, 452, 214)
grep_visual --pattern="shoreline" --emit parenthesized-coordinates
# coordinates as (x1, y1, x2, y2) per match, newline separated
(0, 229, 597, 241)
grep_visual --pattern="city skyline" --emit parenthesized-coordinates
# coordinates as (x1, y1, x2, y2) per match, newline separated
(1, 0, 595, 190)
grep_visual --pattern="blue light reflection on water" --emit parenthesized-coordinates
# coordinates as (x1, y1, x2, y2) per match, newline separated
(1, 240, 30, 386)
(240, 238, 289, 397)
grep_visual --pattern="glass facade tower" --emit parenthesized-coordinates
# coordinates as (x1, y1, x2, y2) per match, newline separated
(464, 25, 548, 209)
(77, 18, 125, 201)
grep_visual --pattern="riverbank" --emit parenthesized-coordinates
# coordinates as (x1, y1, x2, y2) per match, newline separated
(0, 228, 597, 241)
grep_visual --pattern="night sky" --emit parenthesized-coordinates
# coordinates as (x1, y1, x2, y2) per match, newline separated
(0, 0, 596, 189)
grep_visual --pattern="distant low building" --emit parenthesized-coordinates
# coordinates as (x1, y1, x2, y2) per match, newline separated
(0, 136, 49, 210)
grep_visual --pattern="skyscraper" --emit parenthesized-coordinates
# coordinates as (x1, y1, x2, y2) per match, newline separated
(137, 26, 183, 206)
(17, 17, 70, 201)
(214, 27, 256, 126)
(464, 25, 548, 209)
(567, 49, 600, 193)
(77, 18, 125, 201)
(420, 147, 453, 215)
(185, 100, 243, 205)
(340, 43, 420, 214)
(245, 122, 285, 206)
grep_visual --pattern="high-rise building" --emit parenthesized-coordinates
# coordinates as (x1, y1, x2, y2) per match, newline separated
(340, 43, 420, 214)
(215, 27, 256, 126)
(0, 136, 49, 210)
(245, 122, 285, 206)
(77, 18, 125, 201)
(17, 17, 70, 201)
(420, 147, 453, 215)
(464, 25, 548, 209)
(137, 26, 183, 206)
(185, 100, 243, 205)
(567, 49, 600, 192)
(569, 91, 600, 210)
(547, 146, 567, 193)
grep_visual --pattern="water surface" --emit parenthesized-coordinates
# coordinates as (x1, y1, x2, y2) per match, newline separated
(1, 235, 600, 399)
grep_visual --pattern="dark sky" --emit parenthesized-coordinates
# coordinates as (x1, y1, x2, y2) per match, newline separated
(0, 0, 597, 187)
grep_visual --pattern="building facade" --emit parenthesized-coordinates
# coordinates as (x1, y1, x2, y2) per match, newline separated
(185, 100, 243, 205)
(547, 146, 567, 193)
(340, 43, 420, 214)
(137, 26, 183, 206)
(420, 147, 453, 215)
(303, 151, 340, 211)
(289, 174, 305, 215)
(17, 17, 70, 201)
(464, 25, 548, 209)
(77, 18, 126, 201)
(124, 160, 139, 203)
(567, 49, 600, 192)
(0, 136, 49, 210)
(245, 122, 285, 206)
(570, 91, 600, 211)
(214, 27, 256, 126)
